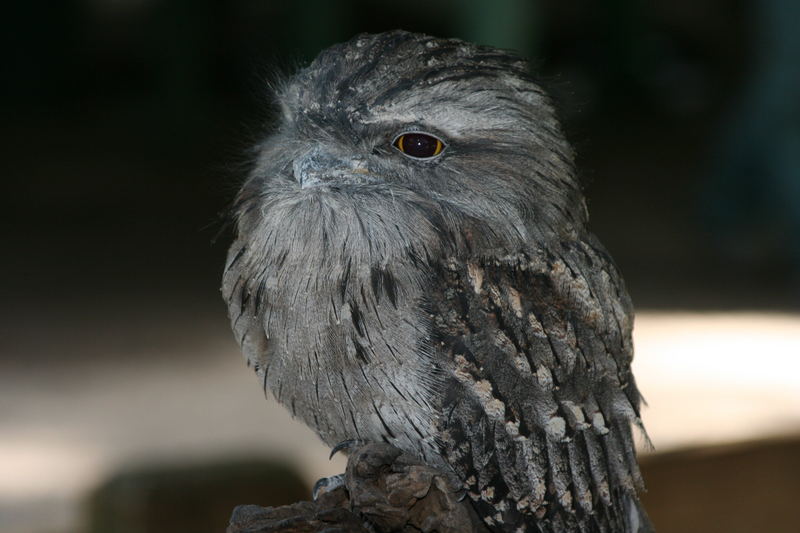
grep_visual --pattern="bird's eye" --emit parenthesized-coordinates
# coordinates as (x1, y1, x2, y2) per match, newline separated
(393, 132, 445, 159)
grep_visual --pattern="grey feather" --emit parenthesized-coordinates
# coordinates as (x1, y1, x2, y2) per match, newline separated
(223, 30, 653, 532)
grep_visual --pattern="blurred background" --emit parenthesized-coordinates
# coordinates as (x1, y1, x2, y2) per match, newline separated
(2, 1, 799, 532)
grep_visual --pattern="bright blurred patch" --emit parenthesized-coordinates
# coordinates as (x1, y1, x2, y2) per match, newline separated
(0, 439, 101, 500)
(633, 312, 800, 450)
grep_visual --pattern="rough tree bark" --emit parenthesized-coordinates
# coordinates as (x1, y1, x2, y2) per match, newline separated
(226, 443, 489, 533)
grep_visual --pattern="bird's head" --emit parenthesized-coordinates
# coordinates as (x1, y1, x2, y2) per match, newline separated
(234, 31, 586, 270)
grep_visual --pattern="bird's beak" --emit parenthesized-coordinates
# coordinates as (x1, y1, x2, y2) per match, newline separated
(293, 146, 371, 188)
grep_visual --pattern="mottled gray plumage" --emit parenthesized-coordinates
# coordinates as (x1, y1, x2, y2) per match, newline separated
(223, 31, 653, 532)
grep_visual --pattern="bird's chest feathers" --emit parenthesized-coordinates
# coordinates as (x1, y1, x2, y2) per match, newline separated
(248, 192, 432, 378)
(231, 191, 449, 450)
(255, 253, 441, 450)
(259, 255, 415, 367)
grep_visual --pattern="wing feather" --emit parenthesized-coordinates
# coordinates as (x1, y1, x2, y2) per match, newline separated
(430, 240, 652, 532)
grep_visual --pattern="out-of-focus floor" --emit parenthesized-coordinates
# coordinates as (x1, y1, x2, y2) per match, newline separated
(2, 308, 799, 533)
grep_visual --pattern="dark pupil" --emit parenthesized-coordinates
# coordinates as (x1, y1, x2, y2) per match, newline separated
(403, 133, 438, 158)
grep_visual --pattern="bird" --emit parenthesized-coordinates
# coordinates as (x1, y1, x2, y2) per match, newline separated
(222, 30, 653, 533)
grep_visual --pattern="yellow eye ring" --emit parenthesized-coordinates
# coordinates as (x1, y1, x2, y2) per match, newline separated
(393, 132, 445, 159)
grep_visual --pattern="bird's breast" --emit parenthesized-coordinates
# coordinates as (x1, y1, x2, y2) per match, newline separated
(257, 262, 446, 466)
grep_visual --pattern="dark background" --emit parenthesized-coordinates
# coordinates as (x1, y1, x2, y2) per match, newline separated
(2, 1, 799, 533)
(3, 0, 799, 323)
